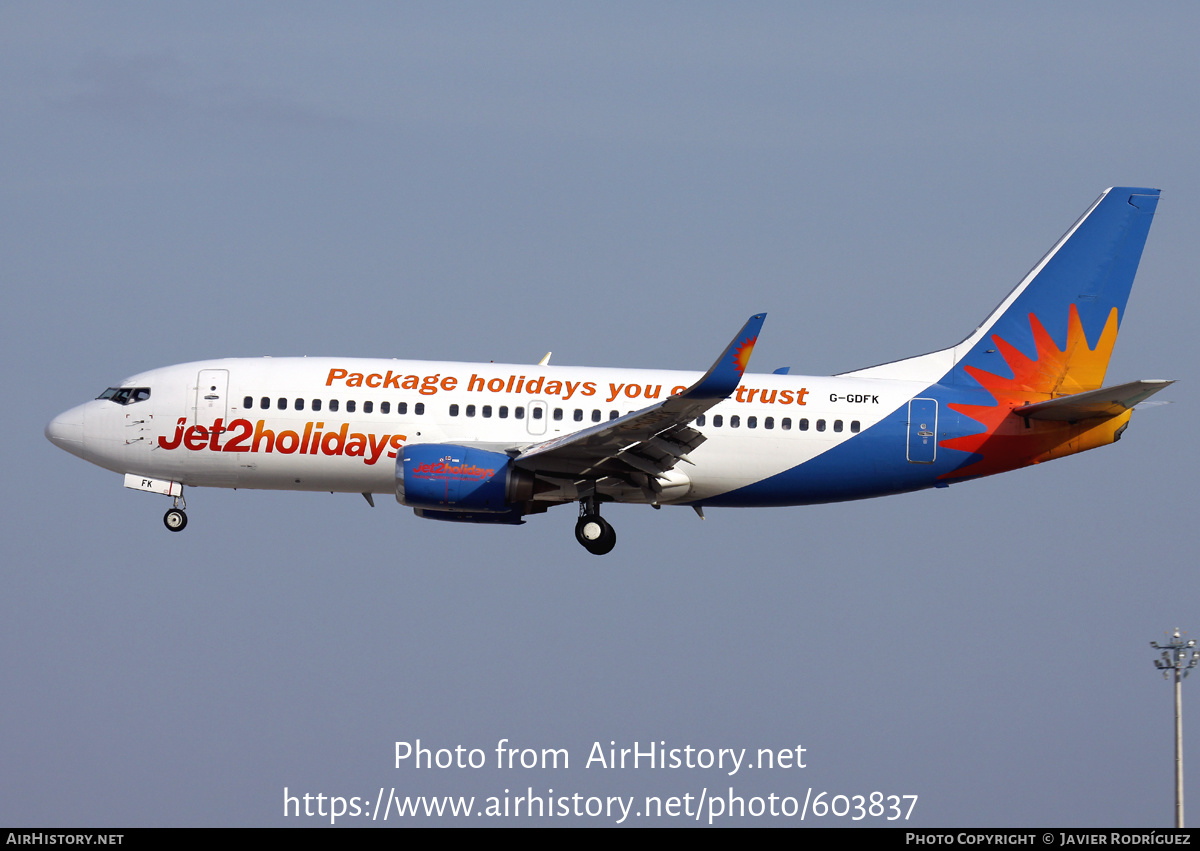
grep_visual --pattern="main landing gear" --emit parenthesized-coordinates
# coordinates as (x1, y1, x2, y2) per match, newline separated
(163, 493, 188, 532)
(575, 497, 616, 555)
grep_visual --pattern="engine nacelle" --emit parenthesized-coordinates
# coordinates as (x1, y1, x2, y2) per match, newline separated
(396, 444, 534, 515)
(412, 507, 526, 525)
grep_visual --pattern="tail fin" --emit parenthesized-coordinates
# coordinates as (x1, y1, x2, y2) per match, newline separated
(845, 187, 1160, 389)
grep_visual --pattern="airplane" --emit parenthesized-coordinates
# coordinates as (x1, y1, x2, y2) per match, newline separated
(45, 187, 1172, 555)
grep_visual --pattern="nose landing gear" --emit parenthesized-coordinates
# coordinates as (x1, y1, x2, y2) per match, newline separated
(575, 498, 616, 555)
(163, 493, 187, 532)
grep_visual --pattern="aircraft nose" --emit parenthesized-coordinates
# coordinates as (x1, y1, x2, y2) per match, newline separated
(45, 405, 86, 453)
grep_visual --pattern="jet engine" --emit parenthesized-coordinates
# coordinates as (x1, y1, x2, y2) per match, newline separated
(396, 444, 535, 520)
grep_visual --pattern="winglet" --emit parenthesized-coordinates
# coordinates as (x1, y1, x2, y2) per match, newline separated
(679, 313, 766, 400)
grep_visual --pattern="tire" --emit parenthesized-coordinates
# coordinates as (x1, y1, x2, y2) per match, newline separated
(163, 508, 188, 532)
(575, 514, 616, 555)
(575, 515, 605, 544)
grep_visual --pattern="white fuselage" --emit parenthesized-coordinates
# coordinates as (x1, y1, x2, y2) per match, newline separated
(48, 357, 922, 506)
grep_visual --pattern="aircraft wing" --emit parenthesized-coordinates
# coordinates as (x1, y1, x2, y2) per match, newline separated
(1018, 379, 1175, 422)
(512, 314, 765, 484)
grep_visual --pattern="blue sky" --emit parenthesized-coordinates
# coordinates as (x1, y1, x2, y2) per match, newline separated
(3, 2, 1198, 826)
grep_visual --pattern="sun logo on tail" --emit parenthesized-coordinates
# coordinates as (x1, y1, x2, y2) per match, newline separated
(940, 305, 1120, 479)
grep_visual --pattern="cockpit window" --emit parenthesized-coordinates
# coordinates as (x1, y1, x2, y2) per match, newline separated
(97, 387, 151, 405)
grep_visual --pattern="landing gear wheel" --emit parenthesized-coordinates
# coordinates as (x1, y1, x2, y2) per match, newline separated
(575, 513, 616, 555)
(163, 508, 188, 532)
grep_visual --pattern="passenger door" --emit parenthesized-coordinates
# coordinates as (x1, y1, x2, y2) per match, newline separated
(906, 398, 937, 464)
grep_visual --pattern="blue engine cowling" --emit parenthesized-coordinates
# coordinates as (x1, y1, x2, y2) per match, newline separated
(396, 444, 534, 516)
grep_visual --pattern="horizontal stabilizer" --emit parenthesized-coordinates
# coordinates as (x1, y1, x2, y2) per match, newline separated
(1018, 379, 1174, 422)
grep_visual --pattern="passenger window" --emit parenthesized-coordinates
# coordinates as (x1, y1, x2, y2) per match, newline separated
(713, 415, 723, 427)
(851, 420, 861, 433)
(277, 398, 287, 410)
(261, 397, 270, 410)
(466, 405, 476, 417)
(380, 402, 390, 414)
(782, 418, 792, 430)
(765, 417, 774, 429)
(553, 408, 563, 421)
(748, 416, 757, 429)
(799, 418, 808, 431)
(816, 419, 826, 432)
(397, 402, 408, 415)
(730, 415, 741, 428)
(364, 401, 373, 414)
(312, 399, 322, 412)
(329, 400, 339, 412)
(499, 406, 509, 419)
(482, 405, 492, 418)
(514, 407, 524, 419)
(295, 398, 304, 411)
(591, 410, 601, 423)
(533, 408, 543, 420)
(415, 403, 425, 415)
(833, 420, 843, 433)
(243, 396, 253, 408)
(696, 414, 706, 426)
(450, 404, 460, 416)
(574, 409, 583, 422)
(609, 410, 619, 420)
(347, 400, 356, 414)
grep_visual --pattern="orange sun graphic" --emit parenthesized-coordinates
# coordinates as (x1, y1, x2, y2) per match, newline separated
(732, 336, 757, 375)
(939, 305, 1121, 480)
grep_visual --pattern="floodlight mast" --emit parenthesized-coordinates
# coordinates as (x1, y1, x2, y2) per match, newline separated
(1151, 628, 1200, 828)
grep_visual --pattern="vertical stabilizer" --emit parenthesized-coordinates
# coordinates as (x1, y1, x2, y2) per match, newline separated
(947, 186, 1159, 390)
(844, 187, 1160, 389)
